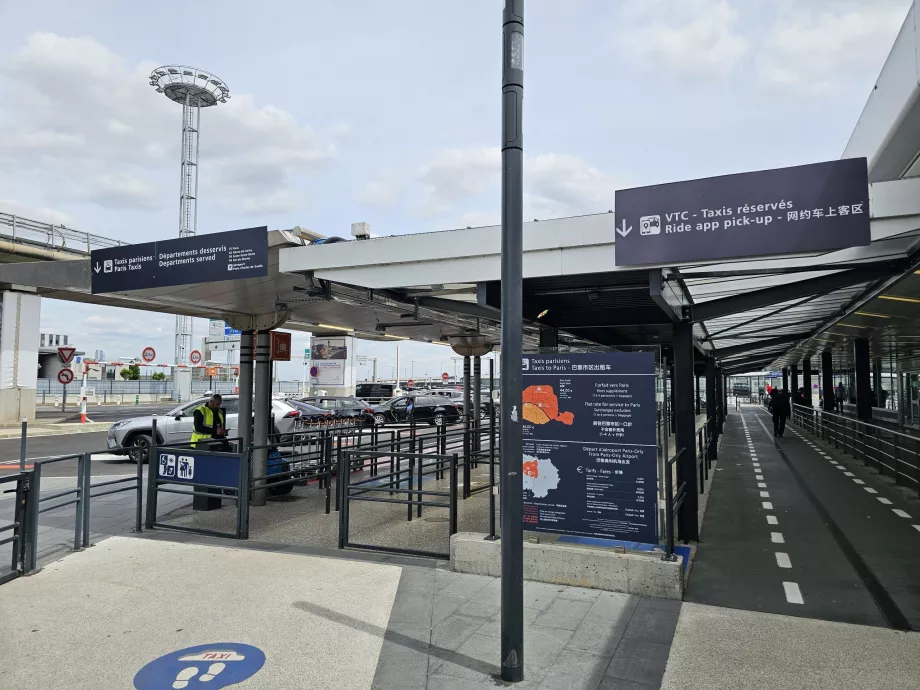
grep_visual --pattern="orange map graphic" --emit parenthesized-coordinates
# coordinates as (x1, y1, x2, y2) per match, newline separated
(523, 459, 539, 478)
(522, 385, 574, 425)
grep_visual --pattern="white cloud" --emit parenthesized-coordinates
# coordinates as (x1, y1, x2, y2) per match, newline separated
(620, 0, 749, 78)
(402, 148, 625, 225)
(0, 199, 75, 226)
(416, 147, 501, 217)
(758, 2, 908, 92)
(0, 33, 335, 216)
(356, 178, 404, 207)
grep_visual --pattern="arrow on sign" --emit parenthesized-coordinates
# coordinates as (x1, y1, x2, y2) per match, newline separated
(93, 262, 102, 274)
(616, 220, 632, 238)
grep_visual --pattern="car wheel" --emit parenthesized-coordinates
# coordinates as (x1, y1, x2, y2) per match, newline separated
(268, 481, 293, 497)
(374, 414, 386, 426)
(128, 434, 152, 464)
(434, 413, 445, 427)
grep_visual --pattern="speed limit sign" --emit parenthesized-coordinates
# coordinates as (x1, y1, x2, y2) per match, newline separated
(190, 350, 202, 365)
(142, 346, 156, 363)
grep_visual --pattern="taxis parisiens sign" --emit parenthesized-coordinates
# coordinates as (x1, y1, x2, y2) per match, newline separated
(91, 226, 268, 293)
(614, 158, 870, 266)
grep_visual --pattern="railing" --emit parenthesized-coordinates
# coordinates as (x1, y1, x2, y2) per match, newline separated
(663, 448, 687, 561)
(0, 472, 29, 584)
(0, 212, 125, 255)
(791, 404, 920, 496)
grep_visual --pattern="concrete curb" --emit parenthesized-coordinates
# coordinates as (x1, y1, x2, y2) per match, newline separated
(0, 422, 112, 439)
(450, 531, 684, 599)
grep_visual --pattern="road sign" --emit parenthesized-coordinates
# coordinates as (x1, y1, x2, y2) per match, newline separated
(57, 368, 74, 385)
(407, 378, 415, 387)
(614, 158, 870, 266)
(90, 226, 268, 294)
(270, 331, 291, 361)
(190, 350, 202, 365)
(57, 347, 76, 364)
(205, 366, 219, 377)
(442, 372, 450, 381)
(310, 365, 318, 377)
(142, 346, 156, 363)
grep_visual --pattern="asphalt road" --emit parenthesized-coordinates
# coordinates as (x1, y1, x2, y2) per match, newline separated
(0, 431, 136, 477)
(35, 402, 177, 423)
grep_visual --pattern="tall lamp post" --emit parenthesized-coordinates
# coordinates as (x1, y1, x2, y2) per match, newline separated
(500, 0, 525, 682)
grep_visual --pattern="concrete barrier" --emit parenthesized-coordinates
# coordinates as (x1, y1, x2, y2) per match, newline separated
(450, 532, 684, 600)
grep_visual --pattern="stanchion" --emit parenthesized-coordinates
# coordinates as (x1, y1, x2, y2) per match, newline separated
(19, 418, 27, 472)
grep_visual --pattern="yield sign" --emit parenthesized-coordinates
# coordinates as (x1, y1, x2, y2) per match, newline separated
(58, 346, 77, 364)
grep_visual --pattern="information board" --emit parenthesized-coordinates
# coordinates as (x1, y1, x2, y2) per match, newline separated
(91, 226, 268, 294)
(521, 351, 658, 543)
(157, 451, 240, 490)
(614, 158, 870, 266)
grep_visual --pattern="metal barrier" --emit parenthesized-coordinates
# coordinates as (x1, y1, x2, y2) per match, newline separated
(662, 448, 687, 561)
(144, 420, 250, 539)
(339, 447, 458, 559)
(0, 472, 30, 584)
(791, 404, 920, 496)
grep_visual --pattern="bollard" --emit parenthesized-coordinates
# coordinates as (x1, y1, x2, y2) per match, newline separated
(24, 462, 42, 574)
(73, 454, 85, 551)
(135, 394, 139, 406)
(19, 418, 27, 472)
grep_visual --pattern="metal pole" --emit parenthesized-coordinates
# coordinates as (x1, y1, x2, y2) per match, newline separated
(19, 418, 27, 472)
(473, 355, 482, 456)
(145, 418, 159, 529)
(73, 454, 84, 551)
(487, 358, 497, 540)
(500, 0, 525, 681)
(81, 452, 91, 547)
(463, 356, 472, 497)
(25, 461, 42, 574)
(252, 331, 271, 506)
(239, 331, 255, 458)
(135, 418, 145, 533)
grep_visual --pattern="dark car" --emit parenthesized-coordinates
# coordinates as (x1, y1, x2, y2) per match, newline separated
(298, 396, 375, 426)
(371, 395, 461, 426)
(355, 382, 404, 402)
(283, 399, 335, 431)
(423, 388, 493, 420)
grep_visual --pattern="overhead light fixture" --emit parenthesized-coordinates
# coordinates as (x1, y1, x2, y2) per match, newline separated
(382, 334, 409, 340)
(837, 323, 871, 328)
(879, 295, 920, 304)
(314, 323, 353, 331)
(854, 311, 890, 319)
(536, 309, 549, 319)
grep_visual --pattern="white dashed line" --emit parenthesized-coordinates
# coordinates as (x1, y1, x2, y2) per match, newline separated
(877, 497, 893, 505)
(760, 491, 770, 498)
(763, 501, 774, 510)
(864, 487, 878, 494)
(771, 532, 785, 544)
(775, 552, 792, 568)
(913, 525, 920, 534)
(753, 463, 761, 468)
(756, 475, 764, 481)
(892, 509, 911, 519)
(783, 582, 804, 604)
(767, 515, 778, 525)
(844, 472, 855, 477)
(758, 482, 767, 488)
(853, 479, 865, 485)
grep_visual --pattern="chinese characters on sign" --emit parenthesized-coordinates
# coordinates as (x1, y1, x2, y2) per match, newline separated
(521, 352, 658, 544)
(614, 158, 870, 266)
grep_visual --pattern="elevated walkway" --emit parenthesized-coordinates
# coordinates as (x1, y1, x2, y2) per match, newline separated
(687, 405, 920, 630)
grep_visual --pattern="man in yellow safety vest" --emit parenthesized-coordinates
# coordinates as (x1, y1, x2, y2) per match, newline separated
(191, 394, 229, 450)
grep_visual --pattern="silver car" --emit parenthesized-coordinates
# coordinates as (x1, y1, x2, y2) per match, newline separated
(106, 396, 302, 461)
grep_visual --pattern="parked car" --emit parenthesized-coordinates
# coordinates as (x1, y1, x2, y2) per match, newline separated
(298, 396, 375, 426)
(370, 395, 462, 426)
(107, 396, 241, 462)
(355, 382, 403, 402)
(272, 399, 333, 443)
(422, 388, 491, 419)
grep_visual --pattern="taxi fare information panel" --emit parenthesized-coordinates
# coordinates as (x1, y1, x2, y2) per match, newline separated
(90, 226, 268, 294)
(521, 351, 657, 544)
(614, 157, 871, 266)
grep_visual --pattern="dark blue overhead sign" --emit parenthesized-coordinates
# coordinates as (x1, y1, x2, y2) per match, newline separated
(91, 226, 268, 294)
(614, 158, 870, 266)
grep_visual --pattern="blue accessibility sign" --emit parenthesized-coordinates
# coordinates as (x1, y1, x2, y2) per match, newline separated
(134, 642, 265, 689)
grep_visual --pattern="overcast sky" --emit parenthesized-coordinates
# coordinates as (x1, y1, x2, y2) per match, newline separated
(0, 0, 910, 380)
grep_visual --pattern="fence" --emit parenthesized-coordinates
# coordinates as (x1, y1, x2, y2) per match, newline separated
(0, 472, 29, 585)
(791, 404, 920, 496)
(36, 379, 310, 404)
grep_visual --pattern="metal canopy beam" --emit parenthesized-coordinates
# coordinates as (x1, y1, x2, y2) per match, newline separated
(688, 261, 905, 323)
(716, 332, 812, 359)
(722, 351, 784, 372)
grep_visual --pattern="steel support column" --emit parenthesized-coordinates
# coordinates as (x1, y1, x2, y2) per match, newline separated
(473, 356, 482, 454)
(855, 338, 872, 420)
(872, 357, 883, 406)
(239, 332, 254, 454)
(782, 367, 788, 393)
(821, 351, 834, 412)
(695, 374, 701, 415)
(705, 358, 717, 460)
(251, 331, 271, 507)
(803, 357, 812, 407)
(791, 364, 799, 399)
(538, 326, 558, 350)
(673, 322, 699, 541)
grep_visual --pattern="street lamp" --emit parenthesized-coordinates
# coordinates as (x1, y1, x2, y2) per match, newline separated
(500, 0, 524, 683)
